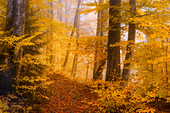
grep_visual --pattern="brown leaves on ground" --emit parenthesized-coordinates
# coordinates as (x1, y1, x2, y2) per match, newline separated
(43, 74, 98, 113)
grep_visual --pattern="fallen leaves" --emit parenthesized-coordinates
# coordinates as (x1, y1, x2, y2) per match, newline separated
(44, 74, 98, 113)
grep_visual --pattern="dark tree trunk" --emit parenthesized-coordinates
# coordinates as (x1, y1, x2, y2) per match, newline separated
(106, 0, 121, 81)
(0, 0, 26, 96)
(122, 0, 136, 81)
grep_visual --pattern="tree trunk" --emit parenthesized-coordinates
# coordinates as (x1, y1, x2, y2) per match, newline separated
(94, 51, 107, 80)
(49, 1, 54, 64)
(86, 61, 89, 80)
(58, 0, 63, 22)
(0, 0, 26, 96)
(46, 1, 54, 65)
(71, 0, 81, 78)
(65, 0, 69, 25)
(165, 38, 169, 83)
(25, 0, 31, 35)
(122, 0, 136, 81)
(106, 0, 121, 81)
(63, 0, 81, 68)
(93, 0, 105, 80)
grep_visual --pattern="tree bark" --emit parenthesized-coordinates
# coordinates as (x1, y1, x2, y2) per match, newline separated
(106, 0, 121, 81)
(0, 0, 26, 95)
(122, 0, 136, 81)
(93, 0, 105, 80)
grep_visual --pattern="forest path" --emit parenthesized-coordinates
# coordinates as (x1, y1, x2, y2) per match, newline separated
(44, 74, 98, 113)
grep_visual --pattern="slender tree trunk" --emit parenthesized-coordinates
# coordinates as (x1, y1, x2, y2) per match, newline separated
(71, 0, 81, 78)
(165, 38, 169, 83)
(65, 0, 69, 25)
(49, 1, 54, 64)
(122, 0, 136, 81)
(58, 0, 63, 22)
(94, 51, 107, 79)
(46, 1, 54, 65)
(63, 0, 81, 68)
(106, 0, 121, 81)
(71, 53, 78, 78)
(93, 0, 105, 80)
(86, 61, 89, 80)
(71, 41, 79, 78)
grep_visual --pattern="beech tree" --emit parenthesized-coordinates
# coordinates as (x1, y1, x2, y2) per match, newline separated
(122, 0, 136, 81)
(93, 0, 105, 80)
(71, 0, 81, 78)
(106, 0, 121, 81)
(0, 0, 26, 96)
(63, 0, 81, 68)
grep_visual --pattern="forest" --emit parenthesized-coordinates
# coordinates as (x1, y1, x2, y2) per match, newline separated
(0, 0, 169, 112)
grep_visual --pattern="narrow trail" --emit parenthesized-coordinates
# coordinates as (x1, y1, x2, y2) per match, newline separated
(44, 74, 98, 113)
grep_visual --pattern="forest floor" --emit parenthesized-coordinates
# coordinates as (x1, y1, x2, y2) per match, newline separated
(43, 74, 98, 113)
(42, 74, 170, 113)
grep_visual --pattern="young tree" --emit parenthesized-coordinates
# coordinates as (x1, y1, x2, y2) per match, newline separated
(122, 0, 136, 81)
(106, 0, 121, 81)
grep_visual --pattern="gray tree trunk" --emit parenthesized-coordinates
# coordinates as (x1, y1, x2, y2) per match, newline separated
(58, 0, 63, 22)
(63, 0, 81, 68)
(93, 0, 105, 80)
(49, 1, 54, 64)
(71, 0, 81, 78)
(106, 0, 121, 81)
(45, 0, 54, 64)
(25, 0, 31, 35)
(122, 0, 136, 81)
(65, 0, 69, 25)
